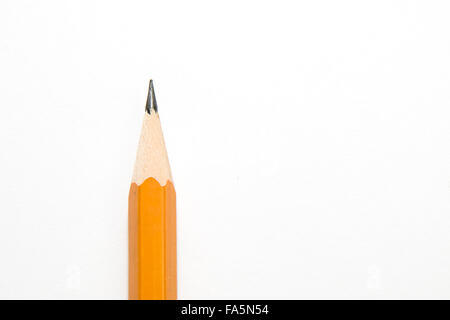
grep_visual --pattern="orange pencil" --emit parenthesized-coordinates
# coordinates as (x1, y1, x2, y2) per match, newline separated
(128, 80, 176, 300)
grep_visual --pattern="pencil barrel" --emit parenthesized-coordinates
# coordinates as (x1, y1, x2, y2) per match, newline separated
(129, 178, 177, 300)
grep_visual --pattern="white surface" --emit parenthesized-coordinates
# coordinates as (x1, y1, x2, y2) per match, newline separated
(0, 0, 450, 299)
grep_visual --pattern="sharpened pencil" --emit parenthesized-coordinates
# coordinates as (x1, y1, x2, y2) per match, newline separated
(128, 80, 176, 300)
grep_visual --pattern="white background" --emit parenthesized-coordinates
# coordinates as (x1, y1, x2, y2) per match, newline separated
(0, 0, 450, 299)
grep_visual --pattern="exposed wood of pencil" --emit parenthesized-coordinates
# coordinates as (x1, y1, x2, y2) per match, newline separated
(128, 80, 176, 300)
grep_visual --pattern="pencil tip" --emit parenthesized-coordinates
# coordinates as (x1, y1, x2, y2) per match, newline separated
(145, 79, 158, 114)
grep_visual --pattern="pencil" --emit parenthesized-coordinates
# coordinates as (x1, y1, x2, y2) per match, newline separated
(128, 80, 176, 300)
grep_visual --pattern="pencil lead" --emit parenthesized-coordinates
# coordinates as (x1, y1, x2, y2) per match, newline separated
(145, 79, 158, 114)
